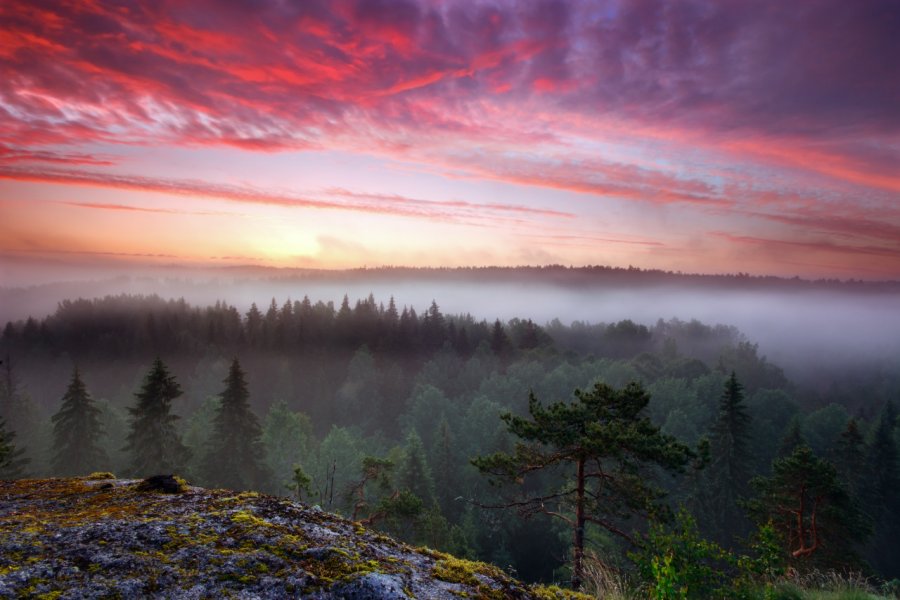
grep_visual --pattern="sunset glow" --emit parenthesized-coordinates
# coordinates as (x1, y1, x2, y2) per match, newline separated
(1, 0, 898, 280)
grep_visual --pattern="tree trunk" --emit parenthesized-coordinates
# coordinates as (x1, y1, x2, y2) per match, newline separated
(572, 455, 586, 589)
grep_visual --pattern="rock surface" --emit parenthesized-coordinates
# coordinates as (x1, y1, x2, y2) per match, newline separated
(0, 476, 587, 599)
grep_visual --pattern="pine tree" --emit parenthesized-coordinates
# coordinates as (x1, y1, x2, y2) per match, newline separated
(746, 445, 870, 571)
(703, 372, 753, 546)
(201, 358, 269, 491)
(124, 358, 190, 476)
(51, 367, 107, 476)
(473, 381, 696, 589)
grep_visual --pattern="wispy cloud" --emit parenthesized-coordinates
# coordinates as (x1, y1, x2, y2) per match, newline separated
(0, 166, 566, 227)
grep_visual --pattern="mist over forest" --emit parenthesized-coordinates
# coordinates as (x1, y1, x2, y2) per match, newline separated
(2, 266, 899, 591)
(2, 265, 898, 387)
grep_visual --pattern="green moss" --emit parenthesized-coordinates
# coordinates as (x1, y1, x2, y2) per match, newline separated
(433, 556, 481, 586)
(85, 472, 116, 480)
(530, 583, 595, 600)
(231, 510, 271, 528)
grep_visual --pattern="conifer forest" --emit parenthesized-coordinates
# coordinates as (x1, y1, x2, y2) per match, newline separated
(2, 278, 899, 597)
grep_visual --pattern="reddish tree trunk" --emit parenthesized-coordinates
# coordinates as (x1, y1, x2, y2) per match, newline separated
(572, 455, 586, 589)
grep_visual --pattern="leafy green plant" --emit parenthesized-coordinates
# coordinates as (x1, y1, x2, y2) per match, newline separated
(651, 552, 688, 600)
(634, 509, 736, 599)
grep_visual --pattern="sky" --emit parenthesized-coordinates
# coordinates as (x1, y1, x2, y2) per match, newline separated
(1, 0, 899, 282)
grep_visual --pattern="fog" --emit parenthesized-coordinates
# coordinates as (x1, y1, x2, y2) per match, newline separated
(2, 267, 898, 385)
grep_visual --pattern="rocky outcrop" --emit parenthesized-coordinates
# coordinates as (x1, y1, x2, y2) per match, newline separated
(0, 476, 587, 599)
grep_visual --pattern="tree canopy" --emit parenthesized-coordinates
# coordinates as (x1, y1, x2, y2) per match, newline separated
(473, 381, 696, 589)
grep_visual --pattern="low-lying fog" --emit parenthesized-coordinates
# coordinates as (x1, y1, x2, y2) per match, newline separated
(2, 270, 898, 385)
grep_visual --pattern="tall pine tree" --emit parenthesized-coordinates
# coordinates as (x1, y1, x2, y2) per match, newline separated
(201, 358, 269, 491)
(473, 382, 696, 589)
(51, 367, 107, 476)
(124, 358, 190, 475)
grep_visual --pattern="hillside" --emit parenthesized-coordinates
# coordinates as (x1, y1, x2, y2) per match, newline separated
(0, 475, 585, 599)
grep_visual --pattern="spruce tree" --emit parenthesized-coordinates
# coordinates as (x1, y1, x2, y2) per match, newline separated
(704, 372, 753, 546)
(51, 367, 107, 476)
(201, 358, 269, 491)
(833, 418, 868, 503)
(124, 358, 190, 476)
(866, 402, 900, 577)
(0, 415, 26, 479)
(0, 358, 28, 477)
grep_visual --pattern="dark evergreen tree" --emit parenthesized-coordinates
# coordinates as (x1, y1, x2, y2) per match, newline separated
(0, 414, 26, 478)
(201, 358, 269, 491)
(833, 418, 869, 504)
(473, 381, 696, 589)
(866, 402, 900, 577)
(490, 319, 511, 358)
(0, 357, 29, 477)
(51, 367, 107, 476)
(700, 372, 753, 547)
(124, 358, 190, 475)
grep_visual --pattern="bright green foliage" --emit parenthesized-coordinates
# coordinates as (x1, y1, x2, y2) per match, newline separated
(473, 381, 695, 589)
(51, 367, 107, 476)
(746, 446, 870, 571)
(635, 509, 735, 599)
(201, 358, 270, 491)
(650, 553, 688, 600)
(124, 358, 190, 476)
(737, 520, 786, 592)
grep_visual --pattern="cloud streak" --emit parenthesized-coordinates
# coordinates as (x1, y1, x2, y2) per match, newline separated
(0, 165, 570, 227)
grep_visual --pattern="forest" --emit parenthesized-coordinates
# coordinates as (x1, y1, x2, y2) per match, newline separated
(1, 292, 899, 598)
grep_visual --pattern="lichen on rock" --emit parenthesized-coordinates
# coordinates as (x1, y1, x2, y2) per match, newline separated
(0, 477, 587, 599)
